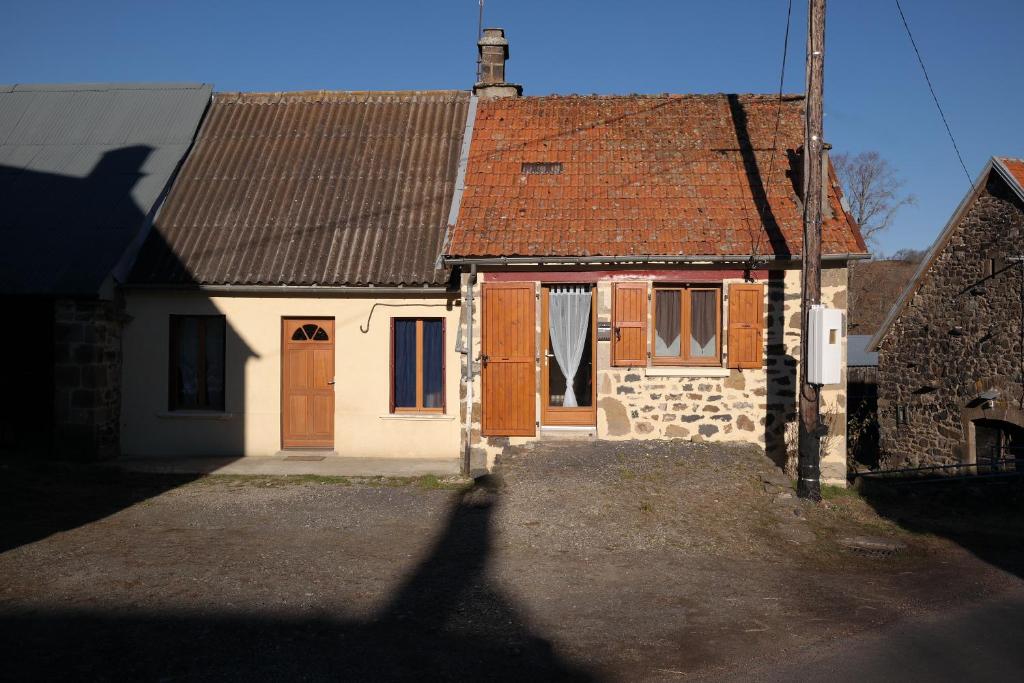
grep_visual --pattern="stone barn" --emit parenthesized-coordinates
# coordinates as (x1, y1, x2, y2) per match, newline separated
(870, 157, 1024, 471)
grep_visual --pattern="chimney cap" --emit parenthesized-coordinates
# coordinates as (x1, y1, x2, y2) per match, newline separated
(478, 27, 509, 57)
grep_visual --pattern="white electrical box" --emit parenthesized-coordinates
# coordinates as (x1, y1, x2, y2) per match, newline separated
(808, 305, 843, 385)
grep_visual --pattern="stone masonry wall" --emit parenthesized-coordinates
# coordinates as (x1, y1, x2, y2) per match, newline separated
(877, 173, 1024, 469)
(53, 298, 123, 460)
(460, 266, 849, 484)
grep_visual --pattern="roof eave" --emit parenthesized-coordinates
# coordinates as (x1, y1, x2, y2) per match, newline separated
(443, 252, 870, 267)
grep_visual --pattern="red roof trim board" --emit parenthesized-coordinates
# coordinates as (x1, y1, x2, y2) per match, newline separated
(445, 93, 867, 260)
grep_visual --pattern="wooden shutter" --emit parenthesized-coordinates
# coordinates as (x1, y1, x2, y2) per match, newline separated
(612, 282, 648, 367)
(727, 283, 765, 369)
(481, 283, 536, 437)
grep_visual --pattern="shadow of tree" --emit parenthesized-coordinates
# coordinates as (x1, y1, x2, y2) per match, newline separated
(0, 476, 596, 681)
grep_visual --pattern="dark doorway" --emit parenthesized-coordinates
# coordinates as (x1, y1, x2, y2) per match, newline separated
(974, 419, 1024, 473)
(0, 297, 55, 456)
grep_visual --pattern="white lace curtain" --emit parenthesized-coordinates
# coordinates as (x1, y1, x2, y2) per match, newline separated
(549, 286, 592, 407)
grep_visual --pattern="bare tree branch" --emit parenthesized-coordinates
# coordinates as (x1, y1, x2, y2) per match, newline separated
(832, 151, 916, 249)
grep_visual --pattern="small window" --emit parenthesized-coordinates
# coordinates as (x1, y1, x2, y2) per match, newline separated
(521, 162, 563, 175)
(391, 318, 445, 413)
(169, 315, 226, 411)
(653, 286, 721, 366)
(292, 324, 329, 341)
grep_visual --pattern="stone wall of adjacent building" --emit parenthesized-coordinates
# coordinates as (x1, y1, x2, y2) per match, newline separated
(460, 266, 849, 484)
(53, 297, 123, 460)
(877, 172, 1024, 469)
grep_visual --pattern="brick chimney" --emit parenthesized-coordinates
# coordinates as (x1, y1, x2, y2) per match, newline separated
(474, 28, 522, 99)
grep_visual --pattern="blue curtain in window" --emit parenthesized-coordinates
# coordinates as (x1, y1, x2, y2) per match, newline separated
(394, 320, 417, 408)
(422, 320, 443, 408)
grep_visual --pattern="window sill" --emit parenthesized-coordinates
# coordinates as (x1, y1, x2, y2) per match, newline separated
(156, 410, 235, 420)
(380, 413, 456, 422)
(644, 367, 731, 378)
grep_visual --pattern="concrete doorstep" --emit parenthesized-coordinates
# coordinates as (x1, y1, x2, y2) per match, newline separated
(108, 454, 462, 478)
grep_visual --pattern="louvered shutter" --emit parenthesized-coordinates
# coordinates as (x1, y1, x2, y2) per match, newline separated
(612, 282, 648, 366)
(727, 283, 765, 369)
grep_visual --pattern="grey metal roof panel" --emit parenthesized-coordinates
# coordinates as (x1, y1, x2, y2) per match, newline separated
(129, 90, 471, 287)
(0, 82, 211, 296)
(847, 335, 878, 367)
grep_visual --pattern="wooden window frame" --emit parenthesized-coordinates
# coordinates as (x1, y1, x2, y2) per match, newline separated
(390, 317, 446, 414)
(168, 315, 226, 411)
(651, 285, 722, 367)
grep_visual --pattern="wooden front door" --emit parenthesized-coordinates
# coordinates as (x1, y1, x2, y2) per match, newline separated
(481, 282, 536, 436)
(282, 319, 335, 449)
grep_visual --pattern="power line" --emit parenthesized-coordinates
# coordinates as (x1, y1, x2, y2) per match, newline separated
(750, 0, 794, 264)
(894, 0, 973, 186)
(765, 0, 794, 192)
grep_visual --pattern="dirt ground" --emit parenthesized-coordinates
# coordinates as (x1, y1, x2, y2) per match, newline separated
(2, 441, 1022, 681)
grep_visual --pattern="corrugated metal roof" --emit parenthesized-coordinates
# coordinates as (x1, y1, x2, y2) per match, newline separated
(130, 90, 471, 287)
(0, 82, 212, 296)
(848, 335, 878, 367)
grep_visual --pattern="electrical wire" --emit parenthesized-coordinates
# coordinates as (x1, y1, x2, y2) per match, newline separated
(894, 0, 973, 187)
(748, 0, 793, 271)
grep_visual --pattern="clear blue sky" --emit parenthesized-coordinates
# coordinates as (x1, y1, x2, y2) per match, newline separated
(3, 0, 1021, 256)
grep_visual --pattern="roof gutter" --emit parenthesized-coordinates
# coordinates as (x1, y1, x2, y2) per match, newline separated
(122, 284, 456, 296)
(443, 253, 870, 267)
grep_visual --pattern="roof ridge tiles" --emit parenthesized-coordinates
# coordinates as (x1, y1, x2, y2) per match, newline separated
(213, 89, 470, 104)
(508, 92, 805, 101)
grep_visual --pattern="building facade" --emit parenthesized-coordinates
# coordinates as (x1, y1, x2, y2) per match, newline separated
(871, 157, 1024, 470)
(446, 37, 867, 482)
(121, 90, 470, 463)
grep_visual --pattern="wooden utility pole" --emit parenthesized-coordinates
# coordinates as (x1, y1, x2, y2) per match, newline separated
(797, 0, 826, 501)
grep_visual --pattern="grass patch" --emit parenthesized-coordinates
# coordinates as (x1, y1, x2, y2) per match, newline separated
(198, 474, 353, 487)
(194, 473, 472, 490)
(820, 484, 860, 500)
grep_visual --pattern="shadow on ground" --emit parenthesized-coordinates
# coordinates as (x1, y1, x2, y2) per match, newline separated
(857, 476, 1024, 580)
(0, 460, 203, 553)
(0, 474, 596, 682)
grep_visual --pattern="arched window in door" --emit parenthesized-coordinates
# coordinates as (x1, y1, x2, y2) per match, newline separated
(291, 323, 330, 341)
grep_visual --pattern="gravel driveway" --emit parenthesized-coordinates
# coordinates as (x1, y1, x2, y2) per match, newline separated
(1, 442, 1020, 681)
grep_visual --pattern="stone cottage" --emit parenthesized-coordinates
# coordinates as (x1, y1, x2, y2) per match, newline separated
(869, 157, 1024, 471)
(443, 31, 868, 481)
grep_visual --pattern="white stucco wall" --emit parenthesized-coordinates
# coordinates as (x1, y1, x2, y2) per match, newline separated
(121, 291, 462, 459)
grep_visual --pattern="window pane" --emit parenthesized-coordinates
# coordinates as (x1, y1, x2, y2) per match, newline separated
(655, 290, 681, 357)
(393, 320, 417, 408)
(205, 318, 225, 410)
(690, 290, 717, 358)
(422, 320, 443, 408)
(176, 317, 199, 408)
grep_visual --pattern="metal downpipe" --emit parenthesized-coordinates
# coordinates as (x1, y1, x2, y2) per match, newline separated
(462, 265, 477, 477)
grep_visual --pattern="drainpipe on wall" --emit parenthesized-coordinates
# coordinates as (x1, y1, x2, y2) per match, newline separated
(462, 264, 478, 477)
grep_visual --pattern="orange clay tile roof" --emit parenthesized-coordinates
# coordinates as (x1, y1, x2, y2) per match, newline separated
(1000, 157, 1024, 189)
(447, 93, 867, 259)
